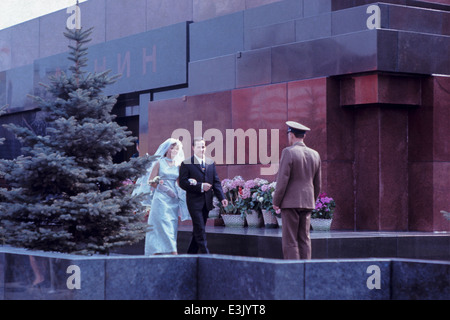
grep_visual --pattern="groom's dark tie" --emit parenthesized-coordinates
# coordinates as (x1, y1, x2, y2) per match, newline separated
(201, 160, 205, 172)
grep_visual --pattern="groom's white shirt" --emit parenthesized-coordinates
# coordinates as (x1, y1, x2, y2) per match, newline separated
(193, 154, 206, 192)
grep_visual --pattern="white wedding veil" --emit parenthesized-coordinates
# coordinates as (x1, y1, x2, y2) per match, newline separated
(132, 138, 184, 206)
(152, 138, 185, 166)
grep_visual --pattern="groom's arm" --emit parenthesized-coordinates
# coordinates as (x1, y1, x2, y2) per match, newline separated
(179, 162, 202, 193)
(211, 163, 225, 202)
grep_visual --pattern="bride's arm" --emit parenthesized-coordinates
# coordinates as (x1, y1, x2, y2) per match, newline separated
(148, 161, 160, 188)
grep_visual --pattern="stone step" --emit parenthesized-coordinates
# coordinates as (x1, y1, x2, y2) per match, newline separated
(114, 227, 450, 261)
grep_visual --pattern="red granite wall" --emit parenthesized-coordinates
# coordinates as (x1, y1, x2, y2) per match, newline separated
(146, 74, 450, 232)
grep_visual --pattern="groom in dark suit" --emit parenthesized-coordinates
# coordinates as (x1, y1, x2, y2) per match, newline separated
(179, 137, 228, 254)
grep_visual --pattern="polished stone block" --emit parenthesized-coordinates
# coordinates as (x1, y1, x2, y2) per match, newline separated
(244, 0, 302, 30)
(272, 29, 382, 83)
(352, 106, 409, 231)
(287, 78, 328, 157)
(431, 76, 450, 162)
(246, 0, 282, 10)
(392, 259, 450, 300)
(232, 83, 287, 131)
(408, 76, 450, 232)
(38, 10, 71, 58)
(379, 109, 408, 230)
(249, 20, 295, 50)
(105, 256, 197, 300)
(148, 91, 232, 161)
(226, 163, 278, 181)
(303, 0, 332, 17)
(304, 259, 391, 300)
(181, 227, 450, 261)
(336, 30, 378, 74)
(0, 71, 6, 107)
(147, 0, 193, 30)
(5, 65, 34, 113)
(378, 75, 421, 105)
(189, 12, 244, 62)
(325, 77, 355, 161)
(1, 249, 105, 300)
(236, 48, 272, 88)
(433, 162, 450, 231)
(188, 54, 236, 95)
(325, 161, 354, 230)
(77, 0, 107, 45)
(193, 0, 246, 22)
(377, 29, 399, 72)
(408, 77, 435, 163)
(10, 19, 39, 69)
(408, 162, 434, 231)
(295, 13, 331, 42)
(397, 234, 450, 261)
(105, 0, 147, 41)
(244, 0, 303, 50)
(231, 83, 287, 168)
(3, 243, 450, 300)
(198, 255, 304, 300)
(0, 29, 12, 72)
(354, 107, 380, 230)
(388, 4, 450, 36)
(271, 36, 339, 82)
(397, 31, 450, 75)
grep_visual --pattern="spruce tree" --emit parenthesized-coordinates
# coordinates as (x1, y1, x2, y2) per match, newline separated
(0, 28, 154, 255)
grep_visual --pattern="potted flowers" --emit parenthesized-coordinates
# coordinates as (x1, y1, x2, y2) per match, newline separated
(237, 179, 267, 228)
(311, 193, 336, 231)
(254, 182, 279, 228)
(220, 176, 246, 227)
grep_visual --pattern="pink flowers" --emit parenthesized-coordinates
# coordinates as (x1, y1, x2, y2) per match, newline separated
(221, 177, 336, 219)
(221, 176, 245, 193)
(312, 193, 336, 219)
(240, 186, 252, 199)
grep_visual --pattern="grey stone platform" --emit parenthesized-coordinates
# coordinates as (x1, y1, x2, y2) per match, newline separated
(0, 246, 448, 300)
(121, 226, 450, 261)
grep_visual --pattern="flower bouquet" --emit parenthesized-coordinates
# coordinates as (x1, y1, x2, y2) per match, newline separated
(220, 176, 245, 216)
(253, 181, 279, 228)
(220, 176, 245, 227)
(311, 193, 336, 231)
(312, 193, 336, 219)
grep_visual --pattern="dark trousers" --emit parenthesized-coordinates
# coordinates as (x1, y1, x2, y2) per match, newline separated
(281, 208, 312, 260)
(187, 204, 210, 254)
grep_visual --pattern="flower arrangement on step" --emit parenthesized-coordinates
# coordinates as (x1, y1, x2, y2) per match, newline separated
(312, 193, 336, 219)
(235, 178, 269, 217)
(310, 193, 336, 231)
(220, 176, 245, 216)
(219, 177, 337, 230)
(254, 181, 279, 217)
